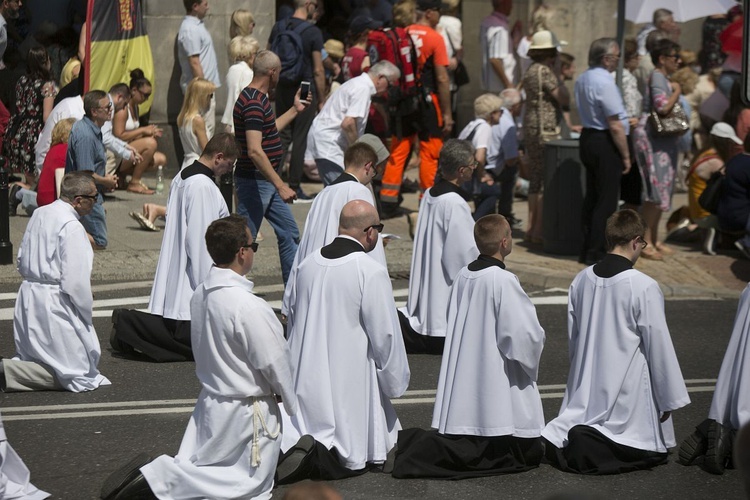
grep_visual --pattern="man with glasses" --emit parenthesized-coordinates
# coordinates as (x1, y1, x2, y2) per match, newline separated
(399, 139, 478, 354)
(576, 38, 631, 265)
(308, 60, 400, 185)
(110, 134, 238, 362)
(543, 209, 689, 475)
(1, 172, 110, 393)
(277, 200, 409, 483)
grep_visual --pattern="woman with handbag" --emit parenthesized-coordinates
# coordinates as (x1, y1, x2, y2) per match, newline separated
(520, 30, 567, 244)
(632, 38, 684, 260)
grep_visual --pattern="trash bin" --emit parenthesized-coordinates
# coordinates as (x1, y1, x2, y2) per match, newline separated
(542, 139, 586, 255)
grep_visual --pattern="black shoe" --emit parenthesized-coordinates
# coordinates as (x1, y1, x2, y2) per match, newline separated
(8, 184, 21, 216)
(293, 187, 315, 204)
(101, 452, 153, 499)
(704, 420, 732, 474)
(276, 434, 315, 485)
(678, 429, 708, 466)
(381, 203, 412, 220)
(401, 178, 419, 194)
(109, 309, 135, 355)
(503, 214, 522, 229)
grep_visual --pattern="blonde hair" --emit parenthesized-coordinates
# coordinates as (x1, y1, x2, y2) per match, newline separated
(473, 93, 503, 120)
(230, 9, 255, 38)
(228, 35, 259, 63)
(177, 77, 216, 127)
(529, 4, 552, 35)
(51, 117, 76, 146)
(393, 0, 416, 28)
(672, 67, 698, 96)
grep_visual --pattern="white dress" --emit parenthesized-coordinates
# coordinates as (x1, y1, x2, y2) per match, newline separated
(178, 115, 203, 171)
(221, 61, 254, 134)
(13, 199, 110, 392)
(281, 242, 410, 469)
(141, 267, 297, 500)
(542, 267, 690, 453)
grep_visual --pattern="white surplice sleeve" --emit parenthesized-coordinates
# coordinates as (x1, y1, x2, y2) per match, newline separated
(185, 182, 228, 289)
(495, 274, 545, 381)
(58, 220, 94, 325)
(360, 264, 410, 399)
(441, 203, 478, 282)
(635, 281, 690, 412)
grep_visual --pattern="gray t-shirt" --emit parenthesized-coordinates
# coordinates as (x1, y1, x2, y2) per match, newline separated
(177, 15, 220, 93)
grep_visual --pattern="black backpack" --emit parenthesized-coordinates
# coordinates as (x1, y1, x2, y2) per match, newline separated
(270, 19, 312, 85)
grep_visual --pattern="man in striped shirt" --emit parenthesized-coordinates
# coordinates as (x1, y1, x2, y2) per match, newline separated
(233, 50, 310, 285)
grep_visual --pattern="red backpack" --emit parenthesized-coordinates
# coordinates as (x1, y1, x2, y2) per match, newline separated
(367, 27, 419, 117)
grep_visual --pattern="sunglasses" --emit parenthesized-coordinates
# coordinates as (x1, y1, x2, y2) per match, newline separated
(364, 223, 384, 233)
(76, 194, 98, 201)
(241, 242, 259, 252)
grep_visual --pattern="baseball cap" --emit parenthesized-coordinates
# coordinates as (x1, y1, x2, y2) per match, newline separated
(711, 122, 743, 145)
(356, 134, 390, 165)
(349, 15, 382, 36)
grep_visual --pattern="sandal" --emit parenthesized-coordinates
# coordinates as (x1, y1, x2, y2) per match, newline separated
(640, 247, 663, 261)
(655, 242, 675, 255)
(126, 182, 155, 195)
(129, 211, 158, 232)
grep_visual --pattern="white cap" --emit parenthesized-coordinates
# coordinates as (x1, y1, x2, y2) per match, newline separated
(711, 122, 743, 145)
(356, 134, 390, 165)
(529, 30, 565, 51)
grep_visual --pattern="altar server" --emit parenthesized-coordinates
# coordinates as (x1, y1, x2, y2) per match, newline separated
(110, 134, 238, 362)
(543, 209, 690, 474)
(679, 283, 750, 474)
(0, 410, 49, 499)
(281, 138, 387, 316)
(1, 172, 110, 392)
(101, 215, 297, 500)
(278, 200, 410, 483)
(393, 215, 545, 478)
(399, 139, 478, 354)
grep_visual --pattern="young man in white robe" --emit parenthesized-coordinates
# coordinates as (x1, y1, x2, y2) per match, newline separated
(678, 282, 750, 474)
(109, 134, 238, 362)
(0, 410, 49, 499)
(101, 215, 297, 500)
(399, 139, 479, 354)
(281, 138, 387, 317)
(392, 215, 546, 478)
(1, 172, 110, 392)
(542, 209, 690, 474)
(277, 200, 410, 483)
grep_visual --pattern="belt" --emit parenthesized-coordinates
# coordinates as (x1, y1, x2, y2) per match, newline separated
(250, 396, 280, 467)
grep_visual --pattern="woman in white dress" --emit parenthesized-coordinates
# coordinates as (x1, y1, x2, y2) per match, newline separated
(178, 77, 216, 170)
(221, 35, 259, 134)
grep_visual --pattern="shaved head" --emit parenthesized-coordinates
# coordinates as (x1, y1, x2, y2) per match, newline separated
(474, 214, 512, 257)
(339, 200, 379, 234)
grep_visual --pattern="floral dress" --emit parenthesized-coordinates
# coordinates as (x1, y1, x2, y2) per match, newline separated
(2, 76, 57, 176)
(522, 62, 560, 194)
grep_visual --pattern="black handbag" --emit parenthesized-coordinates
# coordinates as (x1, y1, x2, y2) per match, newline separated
(446, 33, 469, 87)
(698, 169, 725, 214)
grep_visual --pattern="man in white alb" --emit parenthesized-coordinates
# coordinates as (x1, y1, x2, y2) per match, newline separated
(399, 139, 478, 354)
(110, 134, 237, 362)
(277, 200, 410, 483)
(543, 209, 690, 474)
(0, 410, 49, 499)
(392, 215, 545, 478)
(1, 172, 110, 392)
(101, 215, 296, 500)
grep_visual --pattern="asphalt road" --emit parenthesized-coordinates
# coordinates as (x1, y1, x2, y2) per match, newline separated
(0, 280, 745, 500)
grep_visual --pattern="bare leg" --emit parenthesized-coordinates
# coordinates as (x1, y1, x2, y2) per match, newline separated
(142, 203, 166, 225)
(641, 201, 664, 259)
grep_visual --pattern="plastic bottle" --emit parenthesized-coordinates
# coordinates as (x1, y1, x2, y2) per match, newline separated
(156, 165, 164, 194)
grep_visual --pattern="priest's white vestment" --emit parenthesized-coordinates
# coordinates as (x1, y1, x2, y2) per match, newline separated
(0, 411, 49, 500)
(148, 166, 229, 320)
(12, 199, 110, 392)
(281, 243, 410, 469)
(141, 267, 297, 500)
(708, 282, 750, 430)
(281, 176, 386, 316)
(432, 263, 545, 437)
(542, 267, 690, 453)
(400, 187, 478, 338)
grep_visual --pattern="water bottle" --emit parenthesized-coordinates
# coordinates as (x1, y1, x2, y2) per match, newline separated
(156, 165, 164, 194)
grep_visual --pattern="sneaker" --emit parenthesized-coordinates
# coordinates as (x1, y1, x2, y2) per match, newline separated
(703, 227, 716, 256)
(503, 214, 522, 228)
(734, 239, 750, 260)
(293, 187, 315, 204)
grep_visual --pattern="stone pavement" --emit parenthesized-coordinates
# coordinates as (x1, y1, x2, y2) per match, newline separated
(0, 170, 747, 298)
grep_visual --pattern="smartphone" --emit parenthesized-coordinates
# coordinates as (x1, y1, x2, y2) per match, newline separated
(300, 81, 311, 101)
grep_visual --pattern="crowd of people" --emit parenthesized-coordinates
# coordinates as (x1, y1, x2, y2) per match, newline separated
(0, 0, 750, 498)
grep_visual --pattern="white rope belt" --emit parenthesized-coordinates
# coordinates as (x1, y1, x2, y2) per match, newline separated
(251, 396, 280, 467)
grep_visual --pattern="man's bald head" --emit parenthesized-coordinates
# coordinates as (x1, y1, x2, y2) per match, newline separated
(474, 214, 512, 258)
(338, 200, 381, 252)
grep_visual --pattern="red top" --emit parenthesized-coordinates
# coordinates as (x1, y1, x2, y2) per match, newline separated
(37, 143, 68, 207)
(342, 46, 368, 81)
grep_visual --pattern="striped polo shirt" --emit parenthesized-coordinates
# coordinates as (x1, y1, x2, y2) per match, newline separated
(233, 87, 283, 177)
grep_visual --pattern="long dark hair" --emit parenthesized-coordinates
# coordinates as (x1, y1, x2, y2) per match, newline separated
(27, 46, 52, 81)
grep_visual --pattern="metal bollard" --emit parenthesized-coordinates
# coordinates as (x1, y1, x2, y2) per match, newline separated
(0, 156, 13, 264)
(219, 172, 233, 213)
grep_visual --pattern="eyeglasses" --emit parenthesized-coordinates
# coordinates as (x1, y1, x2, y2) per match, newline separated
(139, 89, 152, 99)
(75, 194, 98, 201)
(462, 159, 478, 170)
(637, 236, 648, 249)
(97, 102, 113, 110)
(364, 223, 384, 233)
(241, 242, 259, 252)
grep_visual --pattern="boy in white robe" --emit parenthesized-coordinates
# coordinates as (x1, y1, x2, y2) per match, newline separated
(109, 134, 237, 362)
(0, 411, 50, 499)
(101, 215, 297, 500)
(399, 139, 479, 354)
(678, 282, 750, 474)
(543, 209, 690, 474)
(392, 215, 545, 478)
(281, 138, 388, 317)
(1, 172, 110, 393)
(277, 200, 410, 483)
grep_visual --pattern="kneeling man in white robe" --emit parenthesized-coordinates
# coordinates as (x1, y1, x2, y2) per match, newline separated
(1, 172, 110, 392)
(399, 139, 478, 354)
(392, 215, 545, 478)
(101, 215, 297, 500)
(542, 209, 690, 474)
(278, 200, 410, 484)
(0, 410, 49, 499)
(678, 282, 750, 474)
(281, 138, 388, 317)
